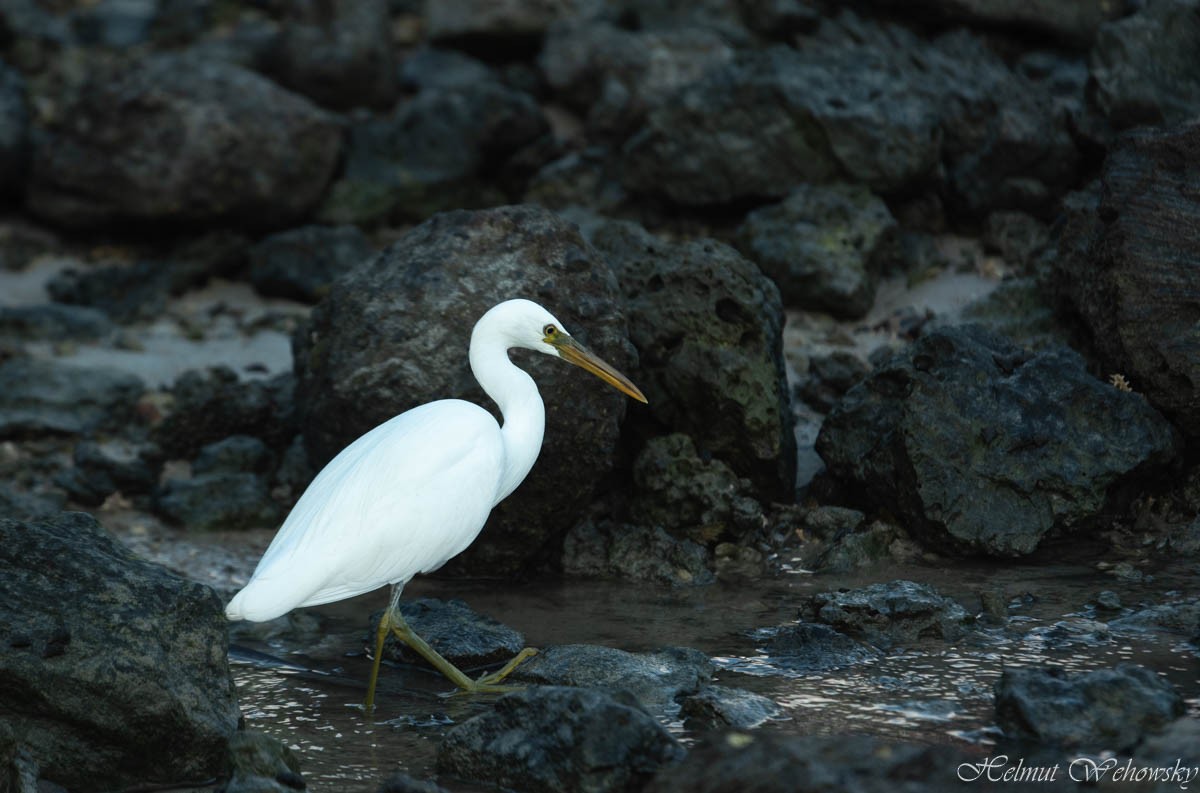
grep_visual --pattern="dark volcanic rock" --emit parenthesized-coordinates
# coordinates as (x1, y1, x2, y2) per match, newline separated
(995, 665, 1185, 751)
(0, 59, 29, 198)
(154, 368, 296, 459)
(631, 433, 763, 545)
(248, 224, 374, 303)
(562, 517, 715, 586)
(0, 512, 239, 790)
(294, 205, 635, 576)
(156, 471, 278, 531)
(800, 580, 968, 649)
(224, 730, 306, 793)
(193, 435, 275, 476)
(57, 438, 161, 506)
(512, 644, 713, 707)
(426, 0, 602, 44)
(679, 685, 781, 730)
(587, 218, 795, 499)
(377, 598, 525, 671)
(645, 731, 971, 793)
(540, 21, 733, 138)
(28, 52, 341, 229)
(0, 358, 143, 438)
(816, 325, 1178, 556)
(621, 15, 1077, 217)
(798, 350, 872, 413)
(260, 0, 397, 111)
(437, 686, 683, 793)
(1056, 122, 1200, 437)
(858, 0, 1122, 45)
(378, 772, 450, 793)
(318, 80, 547, 225)
(758, 621, 881, 671)
(0, 303, 114, 341)
(736, 183, 896, 318)
(1089, 0, 1200, 129)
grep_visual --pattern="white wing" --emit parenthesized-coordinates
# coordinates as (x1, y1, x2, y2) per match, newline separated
(226, 399, 505, 621)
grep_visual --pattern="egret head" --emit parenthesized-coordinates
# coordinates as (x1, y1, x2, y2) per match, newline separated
(491, 298, 648, 404)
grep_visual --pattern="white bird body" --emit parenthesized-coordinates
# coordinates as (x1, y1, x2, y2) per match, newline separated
(223, 298, 645, 706)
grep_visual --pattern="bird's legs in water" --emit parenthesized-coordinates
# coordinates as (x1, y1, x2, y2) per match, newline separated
(364, 584, 538, 713)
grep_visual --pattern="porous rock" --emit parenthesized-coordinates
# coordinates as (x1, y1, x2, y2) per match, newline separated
(799, 580, 968, 649)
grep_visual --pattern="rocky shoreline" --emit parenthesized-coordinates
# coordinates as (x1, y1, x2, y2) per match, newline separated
(2, 0, 1199, 791)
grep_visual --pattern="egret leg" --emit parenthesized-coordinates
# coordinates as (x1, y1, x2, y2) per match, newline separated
(365, 585, 538, 711)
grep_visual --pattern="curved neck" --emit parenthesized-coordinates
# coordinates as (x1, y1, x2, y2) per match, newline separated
(469, 326, 546, 504)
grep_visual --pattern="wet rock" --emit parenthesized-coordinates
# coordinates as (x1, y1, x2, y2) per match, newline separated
(28, 52, 341, 229)
(631, 434, 763, 546)
(812, 520, 919, 573)
(426, 0, 602, 45)
(736, 183, 896, 319)
(248, 224, 374, 303)
(816, 325, 1178, 556)
(0, 304, 114, 341)
(437, 686, 683, 793)
(541, 22, 733, 138)
(1089, 0, 1200, 129)
(679, 685, 781, 730)
(0, 358, 143, 438)
(1093, 590, 1123, 612)
(0, 512, 239, 790)
(858, 0, 1122, 45)
(758, 622, 881, 672)
(224, 730, 305, 793)
(800, 580, 968, 649)
(995, 664, 1185, 751)
(154, 368, 296, 459)
(260, 0, 397, 111)
(294, 206, 634, 577)
(713, 542, 764, 582)
(1055, 122, 1200, 437)
(0, 59, 29, 198)
(378, 772, 450, 793)
(1133, 717, 1200, 773)
(645, 731, 969, 793)
(587, 217, 795, 499)
(797, 350, 872, 413)
(318, 79, 547, 225)
(377, 598, 525, 671)
(1109, 599, 1200, 635)
(57, 438, 161, 506)
(513, 645, 713, 707)
(801, 505, 865, 538)
(562, 517, 715, 586)
(156, 470, 278, 531)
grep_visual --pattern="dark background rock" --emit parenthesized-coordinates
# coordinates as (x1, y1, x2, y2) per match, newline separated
(512, 644, 713, 708)
(757, 622, 882, 671)
(247, 224, 374, 303)
(27, 52, 342, 229)
(562, 516, 715, 586)
(294, 205, 636, 577)
(0, 358, 143, 438)
(736, 183, 896, 318)
(56, 438, 160, 506)
(0, 512, 239, 790)
(153, 368, 296, 459)
(437, 686, 683, 793)
(587, 217, 796, 501)
(679, 685, 781, 731)
(376, 597, 526, 670)
(1055, 122, 1200, 438)
(1088, 0, 1200, 130)
(0, 58, 29, 199)
(0, 303, 114, 341)
(857, 0, 1124, 45)
(224, 730, 306, 793)
(994, 664, 1185, 751)
(817, 326, 1179, 556)
(799, 580, 968, 649)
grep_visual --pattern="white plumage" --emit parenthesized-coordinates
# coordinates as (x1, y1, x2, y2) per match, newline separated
(224, 298, 646, 708)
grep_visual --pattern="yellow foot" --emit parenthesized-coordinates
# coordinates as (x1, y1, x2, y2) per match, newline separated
(448, 647, 539, 696)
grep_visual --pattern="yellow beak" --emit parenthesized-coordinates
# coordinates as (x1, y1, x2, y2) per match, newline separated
(551, 335, 648, 403)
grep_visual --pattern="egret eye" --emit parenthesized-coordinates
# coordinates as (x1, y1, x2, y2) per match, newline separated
(543, 324, 557, 337)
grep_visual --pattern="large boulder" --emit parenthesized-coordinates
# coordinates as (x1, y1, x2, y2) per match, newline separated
(1055, 121, 1200, 437)
(317, 77, 547, 225)
(816, 325, 1178, 557)
(586, 217, 795, 500)
(27, 52, 342, 229)
(1089, 0, 1200, 130)
(293, 205, 636, 576)
(0, 512, 240, 790)
(259, 0, 398, 111)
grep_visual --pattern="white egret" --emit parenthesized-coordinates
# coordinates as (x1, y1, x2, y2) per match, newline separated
(225, 298, 647, 712)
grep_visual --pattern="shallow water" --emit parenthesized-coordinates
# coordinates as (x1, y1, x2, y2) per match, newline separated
(223, 553, 1200, 792)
